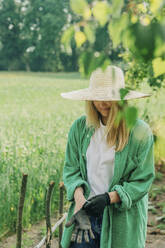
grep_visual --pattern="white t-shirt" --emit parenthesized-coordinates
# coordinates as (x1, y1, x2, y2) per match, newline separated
(86, 121, 115, 199)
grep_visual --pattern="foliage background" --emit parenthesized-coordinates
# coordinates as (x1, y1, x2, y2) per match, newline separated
(0, 0, 79, 71)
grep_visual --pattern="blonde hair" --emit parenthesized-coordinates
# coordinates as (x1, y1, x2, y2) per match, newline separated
(85, 101, 130, 152)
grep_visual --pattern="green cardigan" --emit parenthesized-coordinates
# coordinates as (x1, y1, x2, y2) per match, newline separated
(61, 115, 155, 248)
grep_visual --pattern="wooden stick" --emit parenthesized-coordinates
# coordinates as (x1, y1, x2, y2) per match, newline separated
(34, 213, 67, 248)
(45, 181, 55, 248)
(59, 182, 64, 248)
(16, 174, 28, 248)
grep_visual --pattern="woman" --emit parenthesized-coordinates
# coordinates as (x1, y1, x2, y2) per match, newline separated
(60, 66, 155, 248)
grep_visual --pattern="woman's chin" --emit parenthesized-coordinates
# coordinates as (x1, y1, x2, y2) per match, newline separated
(100, 111, 109, 117)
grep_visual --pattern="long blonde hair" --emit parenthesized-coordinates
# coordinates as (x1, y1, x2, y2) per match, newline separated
(85, 101, 130, 152)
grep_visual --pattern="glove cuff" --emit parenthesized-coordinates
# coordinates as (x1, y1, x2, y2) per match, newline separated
(105, 192, 111, 205)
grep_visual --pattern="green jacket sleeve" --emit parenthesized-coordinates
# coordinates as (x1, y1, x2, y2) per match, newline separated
(111, 123, 155, 211)
(63, 119, 89, 202)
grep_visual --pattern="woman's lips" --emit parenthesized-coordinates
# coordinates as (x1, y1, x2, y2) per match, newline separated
(100, 108, 110, 111)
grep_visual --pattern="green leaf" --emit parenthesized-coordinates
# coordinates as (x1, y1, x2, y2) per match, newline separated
(83, 7, 92, 20)
(150, 0, 163, 15)
(154, 36, 165, 57)
(108, 21, 119, 48)
(108, 13, 129, 48)
(111, 0, 124, 18)
(61, 26, 74, 51)
(70, 0, 89, 16)
(125, 22, 159, 62)
(92, 1, 111, 26)
(101, 59, 111, 71)
(152, 57, 165, 77)
(122, 28, 135, 50)
(79, 51, 109, 77)
(115, 110, 124, 127)
(120, 88, 130, 100)
(84, 24, 95, 43)
(74, 31, 87, 48)
(79, 51, 93, 76)
(124, 106, 138, 129)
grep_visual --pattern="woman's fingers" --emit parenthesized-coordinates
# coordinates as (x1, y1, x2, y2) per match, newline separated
(77, 229, 83, 243)
(71, 229, 77, 242)
(84, 230, 90, 242)
(89, 228, 95, 239)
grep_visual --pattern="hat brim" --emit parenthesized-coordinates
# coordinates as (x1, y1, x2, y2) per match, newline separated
(61, 88, 151, 101)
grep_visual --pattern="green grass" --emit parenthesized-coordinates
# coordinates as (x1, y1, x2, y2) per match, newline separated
(0, 71, 164, 236)
(0, 71, 87, 235)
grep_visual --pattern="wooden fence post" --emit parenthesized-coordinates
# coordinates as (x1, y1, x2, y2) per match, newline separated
(16, 173, 28, 248)
(59, 182, 64, 248)
(45, 181, 55, 248)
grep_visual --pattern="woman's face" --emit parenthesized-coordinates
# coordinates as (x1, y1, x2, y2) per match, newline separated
(93, 101, 112, 117)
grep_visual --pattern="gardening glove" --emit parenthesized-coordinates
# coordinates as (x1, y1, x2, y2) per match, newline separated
(65, 208, 95, 243)
(83, 192, 111, 217)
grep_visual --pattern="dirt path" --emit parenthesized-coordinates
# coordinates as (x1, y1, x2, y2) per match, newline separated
(1, 175, 165, 248)
(0, 217, 59, 248)
(145, 171, 165, 248)
(146, 212, 165, 248)
(1, 211, 165, 248)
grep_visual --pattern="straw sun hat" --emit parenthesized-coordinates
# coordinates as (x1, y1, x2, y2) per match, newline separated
(61, 65, 151, 101)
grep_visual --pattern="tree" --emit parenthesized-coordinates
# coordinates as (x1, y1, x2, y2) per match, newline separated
(62, 0, 165, 82)
(0, 0, 25, 70)
(21, 0, 70, 71)
(0, 0, 72, 71)
(62, 0, 165, 127)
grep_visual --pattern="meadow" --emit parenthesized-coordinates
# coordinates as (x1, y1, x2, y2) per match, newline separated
(0, 72, 164, 236)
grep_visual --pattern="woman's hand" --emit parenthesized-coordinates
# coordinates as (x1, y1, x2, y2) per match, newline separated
(74, 197, 87, 214)
(83, 191, 121, 217)
(65, 208, 95, 243)
(83, 192, 111, 217)
(74, 187, 87, 214)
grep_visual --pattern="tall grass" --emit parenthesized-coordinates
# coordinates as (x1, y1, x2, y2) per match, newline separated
(0, 72, 87, 235)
